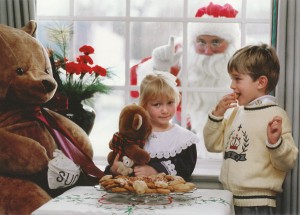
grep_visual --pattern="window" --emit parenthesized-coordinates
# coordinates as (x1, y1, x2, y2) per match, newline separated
(37, 0, 272, 172)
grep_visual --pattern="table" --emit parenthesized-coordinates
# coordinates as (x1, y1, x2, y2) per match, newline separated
(33, 186, 234, 215)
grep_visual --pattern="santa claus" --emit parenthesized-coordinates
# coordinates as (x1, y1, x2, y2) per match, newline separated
(130, 2, 241, 158)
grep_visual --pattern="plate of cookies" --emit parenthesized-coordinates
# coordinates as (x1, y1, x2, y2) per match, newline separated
(98, 173, 197, 196)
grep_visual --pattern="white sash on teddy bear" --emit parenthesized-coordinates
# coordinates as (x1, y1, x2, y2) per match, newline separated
(48, 149, 81, 189)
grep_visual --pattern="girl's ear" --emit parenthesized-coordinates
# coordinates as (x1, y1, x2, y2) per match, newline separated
(257, 75, 268, 90)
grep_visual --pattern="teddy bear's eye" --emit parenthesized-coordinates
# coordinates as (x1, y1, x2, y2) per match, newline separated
(16, 67, 24, 75)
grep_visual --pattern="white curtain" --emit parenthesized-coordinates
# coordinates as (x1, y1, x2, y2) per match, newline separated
(275, 0, 300, 214)
(0, 0, 36, 28)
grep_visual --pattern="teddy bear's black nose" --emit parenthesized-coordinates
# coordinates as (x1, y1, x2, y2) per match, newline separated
(42, 80, 56, 93)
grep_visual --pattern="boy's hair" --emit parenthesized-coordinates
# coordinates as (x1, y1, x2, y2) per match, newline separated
(139, 73, 180, 108)
(227, 43, 280, 93)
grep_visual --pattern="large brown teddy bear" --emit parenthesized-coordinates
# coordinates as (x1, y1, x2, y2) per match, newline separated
(0, 21, 100, 214)
(107, 104, 152, 175)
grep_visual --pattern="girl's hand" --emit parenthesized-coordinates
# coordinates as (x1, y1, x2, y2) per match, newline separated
(212, 93, 237, 117)
(110, 153, 120, 176)
(134, 165, 158, 176)
(267, 116, 282, 144)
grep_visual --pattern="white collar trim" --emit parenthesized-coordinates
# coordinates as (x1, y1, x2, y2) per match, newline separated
(247, 95, 277, 107)
(144, 124, 199, 159)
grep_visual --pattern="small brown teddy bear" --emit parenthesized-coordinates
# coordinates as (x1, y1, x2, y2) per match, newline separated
(107, 104, 152, 175)
(0, 21, 100, 214)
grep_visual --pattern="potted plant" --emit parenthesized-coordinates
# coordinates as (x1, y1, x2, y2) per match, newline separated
(45, 23, 113, 134)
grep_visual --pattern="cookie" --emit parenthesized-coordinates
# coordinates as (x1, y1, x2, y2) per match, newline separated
(145, 188, 157, 194)
(101, 179, 115, 186)
(115, 178, 128, 186)
(132, 180, 148, 194)
(173, 183, 193, 193)
(168, 179, 185, 186)
(146, 182, 156, 189)
(104, 182, 119, 190)
(111, 187, 128, 193)
(157, 188, 171, 195)
(154, 181, 168, 188)
(124, 184, 135, 192)
(185, 182, 196, 189)
(99, 175, 113, 182)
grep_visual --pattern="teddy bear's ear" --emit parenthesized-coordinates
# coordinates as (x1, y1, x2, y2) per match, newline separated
(132, 113, 142, 131)
(20, 20, 37, 36)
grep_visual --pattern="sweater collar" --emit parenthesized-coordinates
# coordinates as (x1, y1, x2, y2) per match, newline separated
(246, 95, 277, 107)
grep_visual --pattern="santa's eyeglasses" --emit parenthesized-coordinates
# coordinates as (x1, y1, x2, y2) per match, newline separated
(196, 38, 226, 50)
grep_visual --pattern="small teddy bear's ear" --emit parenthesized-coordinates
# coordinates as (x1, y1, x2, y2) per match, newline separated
(132, 113, 142, 131)
(20, 20, 37, 36)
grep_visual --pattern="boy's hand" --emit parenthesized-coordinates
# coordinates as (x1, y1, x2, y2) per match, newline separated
(267, 116, 282, 144)
(212, 93, 237, 117)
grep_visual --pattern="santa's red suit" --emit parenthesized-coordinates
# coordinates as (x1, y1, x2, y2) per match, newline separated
(130, 2, 240, 158)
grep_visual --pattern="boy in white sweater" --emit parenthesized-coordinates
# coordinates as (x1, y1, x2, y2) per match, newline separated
(203, 44, 298, 215)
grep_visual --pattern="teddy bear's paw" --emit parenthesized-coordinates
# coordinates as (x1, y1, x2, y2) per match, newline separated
(131, 154, 151, 165)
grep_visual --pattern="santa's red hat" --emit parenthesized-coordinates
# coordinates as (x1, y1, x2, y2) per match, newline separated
(190, 2, 240, 47)
(195, 2, 238, 18)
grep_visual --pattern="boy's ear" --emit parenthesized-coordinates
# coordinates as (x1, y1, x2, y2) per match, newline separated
(257, 75, 268, 90)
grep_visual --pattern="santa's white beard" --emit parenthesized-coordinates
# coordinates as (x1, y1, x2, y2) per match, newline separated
(186, 43, 235, 111)
(184, 43, 236, 159)
(187, 44, 235, 88)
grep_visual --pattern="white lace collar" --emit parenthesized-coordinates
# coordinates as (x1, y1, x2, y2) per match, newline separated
(144, 124, 199, 159)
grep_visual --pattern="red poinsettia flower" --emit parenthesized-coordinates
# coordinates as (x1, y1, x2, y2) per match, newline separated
(79, 45, 94, 55)
(80, 63, 93, 74)
(50, 43, 111, 104)
(93, 65, 107, 77)
(77, 54, 94, 65)
(66, 61, 81, 75)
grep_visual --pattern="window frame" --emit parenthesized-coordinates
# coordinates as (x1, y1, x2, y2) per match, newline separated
(37, 0, 274, 177)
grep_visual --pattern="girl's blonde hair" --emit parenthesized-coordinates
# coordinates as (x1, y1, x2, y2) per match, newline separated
(139, 73, 180, 108)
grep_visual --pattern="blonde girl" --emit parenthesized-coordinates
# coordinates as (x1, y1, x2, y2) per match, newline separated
(134, 72, 199, 180)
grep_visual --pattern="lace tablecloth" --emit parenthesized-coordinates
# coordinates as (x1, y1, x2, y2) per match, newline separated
(33, 186, 234, 215)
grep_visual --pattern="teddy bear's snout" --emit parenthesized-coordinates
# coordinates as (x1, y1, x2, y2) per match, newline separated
(42, 79, 56, 93)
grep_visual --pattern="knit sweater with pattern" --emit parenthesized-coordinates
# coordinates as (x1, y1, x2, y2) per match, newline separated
(203, 102, 298, 207)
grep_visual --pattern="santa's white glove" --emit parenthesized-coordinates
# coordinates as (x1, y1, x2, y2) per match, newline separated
(152, 36, 182, 71)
